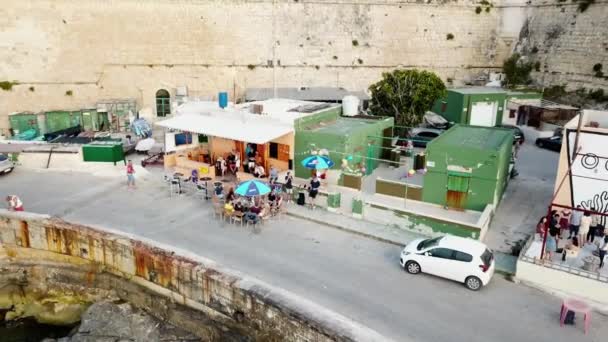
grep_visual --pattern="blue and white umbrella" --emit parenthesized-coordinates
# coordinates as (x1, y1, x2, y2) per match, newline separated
(235, 180, 271, 197)
(301, 155, 334, 170)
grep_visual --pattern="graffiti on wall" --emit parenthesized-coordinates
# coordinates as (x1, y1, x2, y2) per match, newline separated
(567, 130, 608, 226)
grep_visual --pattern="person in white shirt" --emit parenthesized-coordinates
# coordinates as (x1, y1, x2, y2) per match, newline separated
(579, 211, 592, 245)
(254, 164, 266, 178)
(6, 195, 24, 211)
(599, 236, 608, 269)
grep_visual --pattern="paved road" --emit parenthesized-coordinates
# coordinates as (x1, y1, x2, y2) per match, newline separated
(485, 142, 560, 253)
(2, 168, 606, 341)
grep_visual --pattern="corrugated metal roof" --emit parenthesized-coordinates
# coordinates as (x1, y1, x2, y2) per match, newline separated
(245, 87, 370, 101)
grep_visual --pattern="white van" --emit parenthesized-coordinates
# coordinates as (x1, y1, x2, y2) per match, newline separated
(399, 235, 495, 291)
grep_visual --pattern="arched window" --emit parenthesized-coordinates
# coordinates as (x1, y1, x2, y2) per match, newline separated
(156, 89, 171, 117)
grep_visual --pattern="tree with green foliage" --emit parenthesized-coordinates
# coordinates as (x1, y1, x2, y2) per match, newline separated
(503, 53, 533, 88)
(368, 69, 446, 129)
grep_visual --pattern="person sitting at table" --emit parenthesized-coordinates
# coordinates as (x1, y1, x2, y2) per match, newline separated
(268, 166, 278, 183)
(224, 201, 235, 215)
(254, 164, 266, 178)
(234, 201, 244, 213)
(249, 202, 261, 215)
(214, 183, 224, 199)
(268, 189, 277, 206)
(247, 157, 256, 174)
(226, 187, 236, 203)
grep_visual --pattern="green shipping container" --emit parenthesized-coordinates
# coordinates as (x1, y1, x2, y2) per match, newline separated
(82, 141, 125, 165)
(45, 111, 82, 133)
(9, 113, 38, 135)
(422, 125, 513, 211)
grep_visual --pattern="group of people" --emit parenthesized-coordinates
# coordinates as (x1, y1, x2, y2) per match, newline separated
(216, 152, 241, 177)
(538, 205, 608, 268)
(219, 186, 285, 225)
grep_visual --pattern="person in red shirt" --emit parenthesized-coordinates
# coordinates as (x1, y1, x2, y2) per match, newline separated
(126, 160, 136, 190)
(6, 195, 24, 211)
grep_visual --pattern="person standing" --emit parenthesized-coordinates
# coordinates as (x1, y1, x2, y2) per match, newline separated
(308, 175, 321, 209)
(269, 166, 278, 184)
(545, 230, 557, 262)
(569, 205, 583, 239)
(284, 171, 293, 203)
(126, 160, 136, 190)
(599, 236, 608, 269)
(580, 211, 592, 245)
(589, 208, 600, 243)
(6, 195, 24, 211)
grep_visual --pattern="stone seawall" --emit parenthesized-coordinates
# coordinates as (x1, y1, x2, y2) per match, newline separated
(0, 210, 389, 341)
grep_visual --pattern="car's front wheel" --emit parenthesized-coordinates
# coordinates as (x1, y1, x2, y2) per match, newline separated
(405, 261, 421, 274)
(536, 141, 544, 148)
(465, 276, 482, 291)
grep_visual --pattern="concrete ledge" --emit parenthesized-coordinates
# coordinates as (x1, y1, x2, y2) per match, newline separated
(0, 209, 391, 342)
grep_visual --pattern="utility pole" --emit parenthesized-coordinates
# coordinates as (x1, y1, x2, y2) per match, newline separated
(272, 0, 278, 99)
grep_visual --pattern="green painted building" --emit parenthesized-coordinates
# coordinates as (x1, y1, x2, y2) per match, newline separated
(432, 87, 507, 127)
(294, 109, 394, 178)
(422, 124, 513, 211)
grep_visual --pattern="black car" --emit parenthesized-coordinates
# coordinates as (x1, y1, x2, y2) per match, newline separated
(500, 125, 525, 145)
(535, 135, 562, 152)
(408, 128, 443, 148)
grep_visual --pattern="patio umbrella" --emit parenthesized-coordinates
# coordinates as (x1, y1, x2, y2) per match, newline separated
(301, 155, 334, 170)
(235, 180, 271, 197)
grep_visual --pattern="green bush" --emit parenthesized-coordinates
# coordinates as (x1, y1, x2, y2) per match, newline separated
(503, 54, 533, 88)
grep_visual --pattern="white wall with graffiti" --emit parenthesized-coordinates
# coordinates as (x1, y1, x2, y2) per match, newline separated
(566, 129, 608, 226)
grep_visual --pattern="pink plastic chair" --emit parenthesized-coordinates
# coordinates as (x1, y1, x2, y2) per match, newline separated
(560, 298, 592, 334)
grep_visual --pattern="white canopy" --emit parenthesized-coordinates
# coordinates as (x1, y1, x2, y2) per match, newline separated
(155, 113, 293, 144)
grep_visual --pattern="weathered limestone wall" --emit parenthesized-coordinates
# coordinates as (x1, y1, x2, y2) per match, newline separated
(0, 0, 511, 132)
(516, 0, 608, 91)
(0, 210, 389, 341)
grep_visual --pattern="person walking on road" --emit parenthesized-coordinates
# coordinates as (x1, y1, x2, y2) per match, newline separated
(126, 160, 136, 190)
(6, 195, 24, 211)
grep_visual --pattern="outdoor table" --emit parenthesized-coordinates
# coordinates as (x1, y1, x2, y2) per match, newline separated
(560, 298, 592, 334)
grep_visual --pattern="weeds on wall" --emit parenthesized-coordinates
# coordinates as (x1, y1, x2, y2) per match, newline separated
(475, 6, 482, 13)
(578, 0, 594, 12)
(29, 86, 35, 92)
(503, 54, 533, 87)
(357, 58, 363, 64)
(247, 64, 256, 70)
(446, 33, 454, 40)
(0, 81, 18, 91)
(65, 90, 73, 96)
(593, 63, 603, 77)
(534, 61, 541, 71)
(531, 46, 539, 54)
(352, 40, 359, 47)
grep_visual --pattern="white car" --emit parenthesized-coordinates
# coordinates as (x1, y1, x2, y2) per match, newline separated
(0, 154, 14, 174)
(399, 235, 495, 291)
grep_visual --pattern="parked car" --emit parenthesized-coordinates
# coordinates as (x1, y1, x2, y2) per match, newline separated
(399, 235, 495, 291)
(500, 124, 525, 145)
(408, 128, 443, 148)
(535, 135, 562, 152)
(0, 154, 14, 174)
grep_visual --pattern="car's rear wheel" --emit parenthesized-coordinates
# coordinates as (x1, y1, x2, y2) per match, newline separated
(465, 276, 482, 291)
(536, 141, 544, 148)
(405, 261, 421, 274)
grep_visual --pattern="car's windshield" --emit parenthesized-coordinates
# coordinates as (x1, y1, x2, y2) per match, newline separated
(0, 154, 7, 162)
(416, 236, 442, 251)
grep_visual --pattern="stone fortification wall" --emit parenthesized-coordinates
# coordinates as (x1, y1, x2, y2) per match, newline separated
(0, 210, 389, 341)
(0, 0, 509, 131)
(516, 0, 608, 91)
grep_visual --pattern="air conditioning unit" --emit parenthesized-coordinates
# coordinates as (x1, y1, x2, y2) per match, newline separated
(176, 86, 188, 96)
